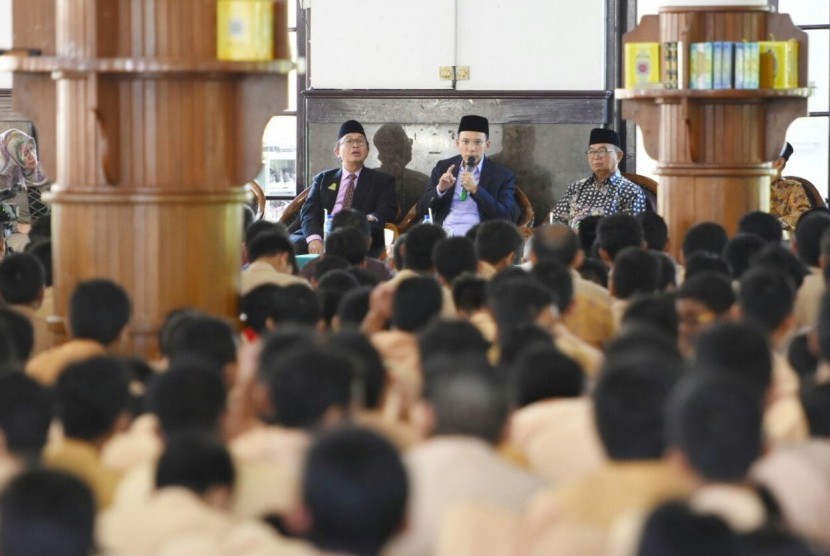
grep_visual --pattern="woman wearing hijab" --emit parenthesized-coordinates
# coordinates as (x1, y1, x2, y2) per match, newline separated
(0, 129, 50, 250)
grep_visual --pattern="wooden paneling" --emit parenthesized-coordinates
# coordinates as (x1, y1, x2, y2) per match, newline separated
(620, 6, 808, 259)
(9, 0, 288, 357)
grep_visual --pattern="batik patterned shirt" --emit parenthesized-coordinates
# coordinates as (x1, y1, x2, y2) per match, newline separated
(550, 171, 647, 228)
(770, 177, 812, 233)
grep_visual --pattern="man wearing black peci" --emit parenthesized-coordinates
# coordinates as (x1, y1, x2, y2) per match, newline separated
(416, 115, 519, 237)
(293, 120, 397, 257)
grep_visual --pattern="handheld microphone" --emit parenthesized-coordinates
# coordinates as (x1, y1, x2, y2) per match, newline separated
(461, 156, 476, 201)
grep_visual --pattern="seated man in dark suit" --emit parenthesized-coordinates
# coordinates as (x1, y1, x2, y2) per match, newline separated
(416, 115, 519, 237)
(292, 120, 397, 256)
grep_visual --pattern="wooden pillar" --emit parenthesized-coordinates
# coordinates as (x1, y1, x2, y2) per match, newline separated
(618, 7, 809, 258)
(4, 0, 290, 357)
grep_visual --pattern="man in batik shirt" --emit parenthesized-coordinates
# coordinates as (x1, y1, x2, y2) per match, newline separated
(550, 128, 646, 229)
(770, 142, 811, 234)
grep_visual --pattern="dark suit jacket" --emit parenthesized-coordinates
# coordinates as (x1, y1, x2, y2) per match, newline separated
(415, 155, 519, 226)
(299, 166, 397, 245)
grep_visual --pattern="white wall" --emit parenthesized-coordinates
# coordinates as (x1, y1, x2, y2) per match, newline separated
(309, 0, 606, 90)
(0, 0, 12, 89)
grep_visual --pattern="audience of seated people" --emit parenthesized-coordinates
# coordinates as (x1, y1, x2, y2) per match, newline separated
(7, 202, 830, 556)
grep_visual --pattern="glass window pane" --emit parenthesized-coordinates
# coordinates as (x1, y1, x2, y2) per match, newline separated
(637, 0, 662, 19)
(778, 0, 829, 26)
(785, 116, 829, 200)
(806, 29, 829, 113)
(287, 0, 297, 28)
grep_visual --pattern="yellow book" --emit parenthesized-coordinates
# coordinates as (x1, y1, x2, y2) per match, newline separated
(758, 40, 799, 89)
(217, 0, 275, 61)
(625, 43, 661, 89)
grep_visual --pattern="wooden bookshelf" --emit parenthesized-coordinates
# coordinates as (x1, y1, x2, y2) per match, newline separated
(619, 6, 809, 255)
(8, 0, 291, 357)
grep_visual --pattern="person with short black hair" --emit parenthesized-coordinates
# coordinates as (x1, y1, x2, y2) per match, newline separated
(793, 211, 830, 330)
(682, 251, 731, 281)
(0, 373, 51, 468)
(166, 314, 238, 384)
(451, 273, 487, 318)
(27, 278, 131, 386)
(529, 224, 615, 348)
(100, 429, 305, 555)
(550, 128, 646, 228)
(0, 469, 96, 556)
(334, 285, 373, 330)
(270, 283, 322, 329)
(637, 211, 669, 252)
(510, 343, 584, 408)
(324, 226, 367, 265)
(417, 319, 490, 368)
(0, 252, 50, 356)
(668, 374, 763, 482)
(392, 276, 443, 333)
(416, 115, 519, 237)
(149, 364, 227, 437)
(299, 427, 408, 556)
(263, 345, 352, 430)
(681, 221, 729, 264)
(621, 293, 679, 342)
(529, 258, 605, 375)
(611, 246, 659, 301)
(401, 223, 446, 274)
(243, 220, 288, 267)
(505, 342, 604, 484)
(317, 269, 360, 330)
(238, 285, 279, 338)
(596, 214, 645, 268)
(665, 374, 776, 540)
(45, 356, 130, 508)
(723, 233, 767, 280)
(517, 351, 687, 555)
(395, 364, 544, 556)
(675, 271, 735, 355)
(693, 322, 772, 396)
(300, 209, 395, 282)
(751, 242, 809, 289)
(488, 276, 556, 339)
(635, 501, 739, 556)
(432, 236, 477, 286)
(736, 267, 806, 444)
(0, 308, 34, 366)
(738, 210, 784, 244)
(241, 228, 308, 295)
(737, 266, 796, 340)
(475, 219, 524, 275)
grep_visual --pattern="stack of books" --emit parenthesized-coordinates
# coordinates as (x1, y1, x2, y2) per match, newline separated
(624, 39, 799, 90)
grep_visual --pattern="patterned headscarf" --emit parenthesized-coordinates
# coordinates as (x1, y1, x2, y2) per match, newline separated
(0, 129, 49, 190)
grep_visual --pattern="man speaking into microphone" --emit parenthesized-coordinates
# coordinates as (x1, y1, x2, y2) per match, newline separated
(416, 115, 519, 236)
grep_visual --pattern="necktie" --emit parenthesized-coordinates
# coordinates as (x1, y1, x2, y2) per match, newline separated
(342, 173, 356, 210)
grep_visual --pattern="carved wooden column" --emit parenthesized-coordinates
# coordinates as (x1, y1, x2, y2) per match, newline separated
(3, 0, 290, 356)
(618, 7, 809, 258)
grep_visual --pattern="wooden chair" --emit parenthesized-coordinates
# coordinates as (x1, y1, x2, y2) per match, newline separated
(622, 172, 658, 212)
(784, 175, 826, 209)
(245, 179, 267, 221)
(277, 187, 310, 230)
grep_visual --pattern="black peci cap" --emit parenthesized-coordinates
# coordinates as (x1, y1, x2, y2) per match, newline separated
(589, 128, 621, 148)
(458, 115, 489, 137)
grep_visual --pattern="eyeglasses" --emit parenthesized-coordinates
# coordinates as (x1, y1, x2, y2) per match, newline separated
(339, 138, 367, 147)
(459, 139, 486, 147)
(586, 147, 617, 158)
